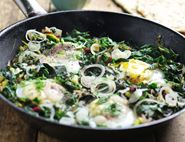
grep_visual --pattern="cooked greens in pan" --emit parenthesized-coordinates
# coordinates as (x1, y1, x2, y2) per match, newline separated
(0, 27, 185, 128)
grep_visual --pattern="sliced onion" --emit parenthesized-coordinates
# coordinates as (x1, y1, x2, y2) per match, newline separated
(111, 49, 131, 60)
(159, 86, 178, 107)
(134, 99, 165, 115)
(40, 103, 55, 120)
(159, 86, 173, 96)
(18, 51, 39, 63)
(10, 67, 22, 76)
(25, 66, 36, 77)
(26, 29, 46, 43)
(90, 43, 101, 55)
(177, 98, 185, 107)
(81, 76, 96, 88)
(129, 89, 147, 103)
(16, 87, 24, 98)
(81, 64, 105, 78)
(80, 64, 105, 88)
(28, 41, 41, 51)
(118, 87, 130, 94)
(165, 94, 178, 107)
(91, 78, 116, 97)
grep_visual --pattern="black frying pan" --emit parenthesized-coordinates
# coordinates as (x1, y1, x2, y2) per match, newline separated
(1, 0, 185, 141)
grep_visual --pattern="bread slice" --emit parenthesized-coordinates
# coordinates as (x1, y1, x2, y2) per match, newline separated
(113, 0, 185, 33)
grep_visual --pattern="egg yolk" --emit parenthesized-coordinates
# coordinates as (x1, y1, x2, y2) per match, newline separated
(120, 59, 152, 84)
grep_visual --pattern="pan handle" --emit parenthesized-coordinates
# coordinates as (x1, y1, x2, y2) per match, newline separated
(13, 0, 47, 17)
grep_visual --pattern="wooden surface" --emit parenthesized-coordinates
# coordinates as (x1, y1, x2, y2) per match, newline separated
(0, 0, 185, 142)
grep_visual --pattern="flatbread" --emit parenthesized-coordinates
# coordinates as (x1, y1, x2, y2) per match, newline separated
(137, 0, 185, 32)
(113, 0, 139, 15)
(113, 0, 185, 33)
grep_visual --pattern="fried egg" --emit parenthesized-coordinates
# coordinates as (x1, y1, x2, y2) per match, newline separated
(16, 79, 66, 104)
(88, 95, 136, 128)
(119, 59, 165, 86)
(40, 56, 81, 74)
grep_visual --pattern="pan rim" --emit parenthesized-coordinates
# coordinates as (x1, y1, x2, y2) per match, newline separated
(0, 10, 185, 131)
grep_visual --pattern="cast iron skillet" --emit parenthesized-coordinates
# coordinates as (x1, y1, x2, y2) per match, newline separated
(1, 0, 185, 141)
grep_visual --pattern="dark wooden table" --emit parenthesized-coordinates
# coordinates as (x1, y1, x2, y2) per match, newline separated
(0, 0, 185, 142)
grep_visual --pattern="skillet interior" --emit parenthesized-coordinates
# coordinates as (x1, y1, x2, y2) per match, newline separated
(0, 11, 185, 141)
